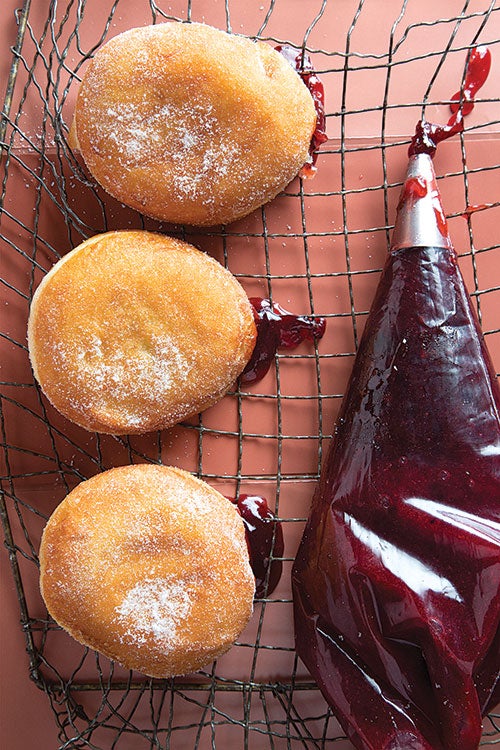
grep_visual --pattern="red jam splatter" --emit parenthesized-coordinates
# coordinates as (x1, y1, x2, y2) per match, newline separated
(409, 46, 491, 157)
(241, 297, 326, 385)
(229, 494, 284, 599)
(275, 45, 328, 176)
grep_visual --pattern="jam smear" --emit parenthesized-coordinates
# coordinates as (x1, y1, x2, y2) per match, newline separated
(275, 45, 328, 176)
(241, 297, 326, 385)
(230, 494, 284, 599)
(397, 175, 428, 209)
(409, 46, 491, 157)
(396, 170, 449, 239)
(433, 203, 448, 237)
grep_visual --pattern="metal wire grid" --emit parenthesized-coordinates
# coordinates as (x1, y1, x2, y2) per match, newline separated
(1, 0, 500, 747)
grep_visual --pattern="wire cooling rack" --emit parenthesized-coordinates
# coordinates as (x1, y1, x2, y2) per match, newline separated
(1, 1, 499, 748)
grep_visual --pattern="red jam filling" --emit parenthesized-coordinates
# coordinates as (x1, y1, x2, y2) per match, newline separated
(229, 494, 284, 599)
(275, 45, 328, 176)
(241, 297, 326, 385)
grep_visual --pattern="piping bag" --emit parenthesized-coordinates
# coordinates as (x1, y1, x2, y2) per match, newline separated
(292, 56, 500, 750)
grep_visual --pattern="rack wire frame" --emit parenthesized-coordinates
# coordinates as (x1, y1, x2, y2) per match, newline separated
(1, 0, 500, 748)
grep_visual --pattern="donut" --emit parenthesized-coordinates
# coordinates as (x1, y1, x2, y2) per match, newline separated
(69, 22, 317, 226)
(27, 230, 256, 434)
(39, 465, 255, 678)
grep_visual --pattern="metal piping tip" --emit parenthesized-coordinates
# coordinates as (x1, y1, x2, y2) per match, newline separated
(391, 153, 452, 251)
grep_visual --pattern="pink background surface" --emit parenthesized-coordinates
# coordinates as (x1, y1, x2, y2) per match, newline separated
(1, 1, 499, 748)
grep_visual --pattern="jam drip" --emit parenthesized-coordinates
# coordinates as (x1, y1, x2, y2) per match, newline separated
(461, 202, 490, 219)
(230, 494, 284, 599)
(409, 46, 491, 157)
(241, 297, 326, 385)
(275, 45, 328, 176)
(292, 241, 500, 749)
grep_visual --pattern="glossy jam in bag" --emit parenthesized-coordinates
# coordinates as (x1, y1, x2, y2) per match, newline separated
(292, 153, 500, 750)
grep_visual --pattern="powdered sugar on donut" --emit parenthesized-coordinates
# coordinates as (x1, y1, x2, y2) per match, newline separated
(74, 333, 190, 402)
(43, 331, 192, 430)
(93, 97, 242, 208)
(116, 577, 192, 652)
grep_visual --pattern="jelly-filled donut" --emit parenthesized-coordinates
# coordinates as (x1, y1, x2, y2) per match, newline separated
(27, 230, 256, 434)
(70, 22, 317, 226)
(39, 465, 255, 678)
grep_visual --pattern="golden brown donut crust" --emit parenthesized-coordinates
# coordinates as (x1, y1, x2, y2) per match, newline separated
(72, 22, 317, 226)
(27, 230, 256, 434)
(39, 465, 255, 678)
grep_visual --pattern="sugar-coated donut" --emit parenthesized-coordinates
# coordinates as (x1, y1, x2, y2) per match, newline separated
(27, 230, 256, 434)
(39, 465, 255, 678)
(70, 22, 317, 226)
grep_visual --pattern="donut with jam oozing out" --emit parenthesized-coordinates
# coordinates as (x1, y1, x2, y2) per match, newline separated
(39, 465, 255, 678)
(70, 23, 318, 226)
(275, 44, 328, 176)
